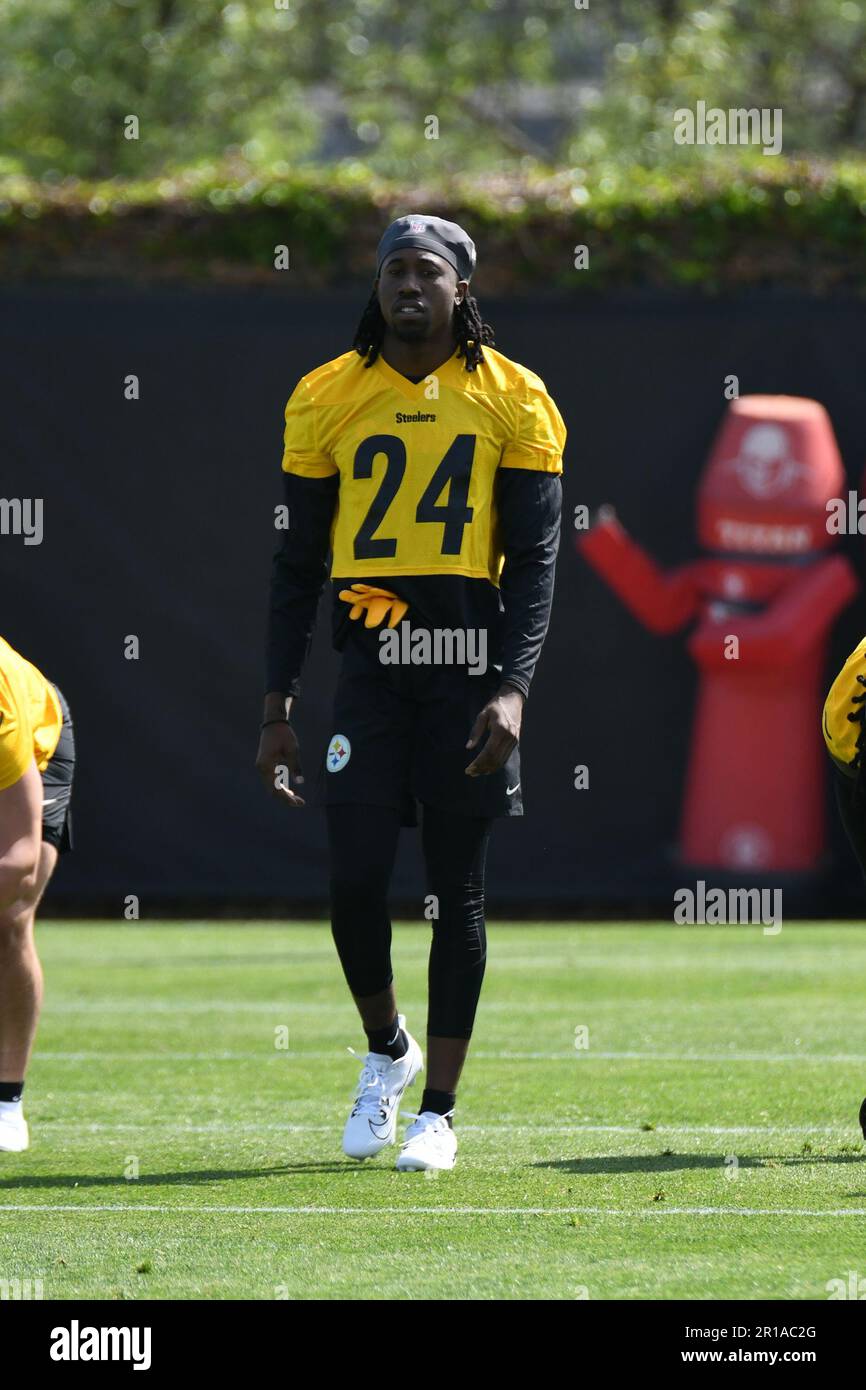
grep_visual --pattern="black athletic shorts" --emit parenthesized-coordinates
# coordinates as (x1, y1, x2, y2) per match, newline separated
(42, 685, 75, 853)
(322, 623, 523, 825)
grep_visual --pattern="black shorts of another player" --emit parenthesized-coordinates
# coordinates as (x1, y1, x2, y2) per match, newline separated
(42, 685, 75, 853)
(321, 622, 523, 827)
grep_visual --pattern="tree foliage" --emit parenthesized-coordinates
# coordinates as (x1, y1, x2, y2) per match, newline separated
(2, 0, 866, 181)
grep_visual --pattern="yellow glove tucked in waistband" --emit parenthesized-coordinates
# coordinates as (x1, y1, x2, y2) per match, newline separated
(337, 583, 409, 629)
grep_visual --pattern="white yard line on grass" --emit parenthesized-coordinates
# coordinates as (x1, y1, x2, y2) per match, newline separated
(32, 1049, 866, 1063)
(0, 1203, 865, 1217)
(44, 1000, 598, 1013)
(38, 949, 855, 969)
(31, 1121, 860, 1136)
(43, 999, 760, 1014)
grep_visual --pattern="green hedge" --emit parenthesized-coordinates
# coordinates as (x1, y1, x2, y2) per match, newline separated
(2, 156, 866, 293)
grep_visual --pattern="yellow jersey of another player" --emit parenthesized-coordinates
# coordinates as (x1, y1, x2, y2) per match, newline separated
(0, 636, 63, 791)
(823, 635, 866, 772)
(280, 345, 566, 584)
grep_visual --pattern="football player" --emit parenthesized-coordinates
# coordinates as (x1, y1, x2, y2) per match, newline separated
(822, 635, 866, 879)
(257, 215, 565, 1171)
(821, 635, 866, 1140)
(0, 635, 75, 1152)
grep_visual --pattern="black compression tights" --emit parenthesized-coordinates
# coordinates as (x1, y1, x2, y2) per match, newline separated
(833, 767, 866, 884)
(326, 802, 492, 1039)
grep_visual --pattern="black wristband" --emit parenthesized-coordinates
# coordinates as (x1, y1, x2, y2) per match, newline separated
(260, 717, 290, 730)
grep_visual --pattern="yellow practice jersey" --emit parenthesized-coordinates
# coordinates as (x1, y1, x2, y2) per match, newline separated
(280, 345, 566, 584)
(0, 635, 63, 791)
(823, 635, 866, 771)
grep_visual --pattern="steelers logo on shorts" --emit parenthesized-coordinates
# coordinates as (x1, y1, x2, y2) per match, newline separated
(326, 734, 351, 772)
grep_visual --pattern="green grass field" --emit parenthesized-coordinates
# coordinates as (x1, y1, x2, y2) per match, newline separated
(3, 921, 866, 1301)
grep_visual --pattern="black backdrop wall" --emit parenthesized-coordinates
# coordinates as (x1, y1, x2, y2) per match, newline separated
(3, 285, 866, 915)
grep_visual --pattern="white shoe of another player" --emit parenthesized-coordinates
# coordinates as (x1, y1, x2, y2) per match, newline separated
(396, 1110, 457, 1172)
(342, 1016, 423, 1160)
(0, 1107, 29, 1153)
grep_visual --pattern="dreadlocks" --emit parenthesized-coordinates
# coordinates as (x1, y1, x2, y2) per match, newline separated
(352, 290, 495, 372)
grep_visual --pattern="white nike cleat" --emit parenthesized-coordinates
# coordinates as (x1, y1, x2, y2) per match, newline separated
(396, 1110, 457, 1172)
(0, 1108, 29, 1153)
(342, 1015, 423, 1160)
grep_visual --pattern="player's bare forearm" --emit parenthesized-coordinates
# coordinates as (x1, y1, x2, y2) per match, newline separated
(464, 685, 525, 776)
(262, 691, 293, 722)
(255, 693, 305, 807)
